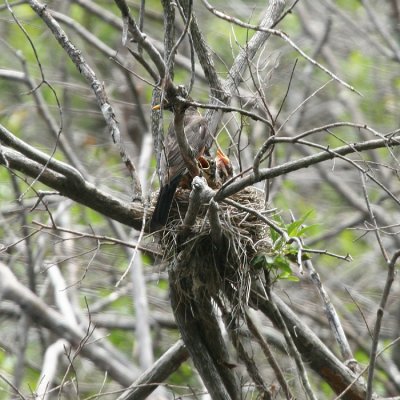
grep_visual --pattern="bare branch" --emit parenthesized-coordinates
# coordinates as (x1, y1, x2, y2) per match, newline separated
(0, 262, 140, 387)
(201, 0, 360, 96)
(245, 311, 293, 400)
(0, 146, 144, 230)
(366, 249, 400, 399)
(180, 0, 225, 100)
(183, 176, 215, 229)
(361, 0, 400, 61)
(113, 0, 165, 77)
(0, 124, 84, 185)
(255, 290, 367, 398)
(206, 0, 286, 140)
(208, 198, 223, 245)
(215, 135, 400, 201)
(31, 221, 161, 256)
(161, 0, 176, 78)
(116, 340, 189, 400)
(306, 260, 355, 363)
(28, 0, 142, 199)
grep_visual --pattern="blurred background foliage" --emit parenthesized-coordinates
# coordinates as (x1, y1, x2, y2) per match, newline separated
(1, 0, 400, 399)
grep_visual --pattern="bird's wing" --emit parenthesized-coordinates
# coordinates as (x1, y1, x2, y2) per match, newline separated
(160, 112, 211, 186)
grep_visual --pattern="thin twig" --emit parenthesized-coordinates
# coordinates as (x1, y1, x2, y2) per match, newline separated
(274, 58, 298, 124)
(361, 173, 389, 262)
(215, 134, 400, 201)
(305, 259, 355, 362)
(366, 251, 400, 398)
(360, 0, 400, 61)
(31, 221, 162, 256)
(334, 335, 400, 400)
(345, 288, 373, 339)
(28, 0, 143, 199)
(186, 99, 274, 127)
(113, 0, 165, 77)
(272, 0, 301, 28)
(245, 311, 293, 400)
(0, 373, 27, 400)
(265, 282, 318, 400)
(200, 0, 361, 95)
(276, 79, 334, 135)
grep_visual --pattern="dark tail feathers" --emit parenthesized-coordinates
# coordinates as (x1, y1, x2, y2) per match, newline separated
(150, 178, 180, 232)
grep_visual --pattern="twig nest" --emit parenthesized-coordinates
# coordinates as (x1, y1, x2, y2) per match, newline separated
(161, 186, 270, 247)
(152, 186, 272, 306)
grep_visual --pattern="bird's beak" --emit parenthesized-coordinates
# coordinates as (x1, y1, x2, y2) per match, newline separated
(217, 148, 230, 165)
(198, 155, 210, 170)
(152, 104, 161, 110)
(216, 148, 233, 181)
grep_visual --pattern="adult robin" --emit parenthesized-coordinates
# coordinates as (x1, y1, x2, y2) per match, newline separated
(150, 99, 211, 231)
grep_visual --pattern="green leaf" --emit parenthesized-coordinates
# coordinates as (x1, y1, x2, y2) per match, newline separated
(285, 275, 300, 282)
(269, 226, 281, 243)
(251, 253, 274, 269)
(286, 220, 302, 236)
(272, 255, 291, 272)
(277, 271, 299, 282)
(287, 210, 314, 236)
(296, 224, 318, 237)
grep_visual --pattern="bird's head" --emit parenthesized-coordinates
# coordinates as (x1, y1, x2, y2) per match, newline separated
(216, 148, 233, 183)
(152, 85, 192, 113)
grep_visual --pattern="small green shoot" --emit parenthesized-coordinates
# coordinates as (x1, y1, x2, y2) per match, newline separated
(251, 211, 317, 283)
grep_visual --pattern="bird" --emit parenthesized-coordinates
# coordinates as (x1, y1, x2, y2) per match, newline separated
(215, 148, 233, 186)
(150, 98, 211, 231)
(200, 148, 233, 189)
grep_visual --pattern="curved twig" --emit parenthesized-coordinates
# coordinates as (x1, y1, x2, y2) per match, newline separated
(113, 0, 165, 77)
(200, 0, 360, 95)
(215, 135, 400, 201)
(28, 0, 143, 199)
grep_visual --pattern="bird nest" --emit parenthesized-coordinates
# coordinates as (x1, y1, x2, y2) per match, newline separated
(153, 186, 273, 309)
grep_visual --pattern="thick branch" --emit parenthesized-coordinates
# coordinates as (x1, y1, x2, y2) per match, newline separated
(173, 103, 200, 179)
(3, 124, 399, 233)
(0, 146, 144, 230)
(183, 176, 215, 228)
(0, 123, 84, 185)
(169, 259, 240, 400)
(0, 262, 139, 387)
(215, 135, 400, 201)
(28, 0, 142, 198)
(254, 289, 367, 399)
(117, 340, 189, 400)
(161, 0, 176, 78)
(180, 0, 224, 100)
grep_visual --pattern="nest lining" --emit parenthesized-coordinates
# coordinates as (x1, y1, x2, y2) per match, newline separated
(153, 186, 273, 308)
(163, 186, 271, 245)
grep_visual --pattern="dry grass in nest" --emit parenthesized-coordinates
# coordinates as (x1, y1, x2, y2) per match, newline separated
(153, 186, 273, 309)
